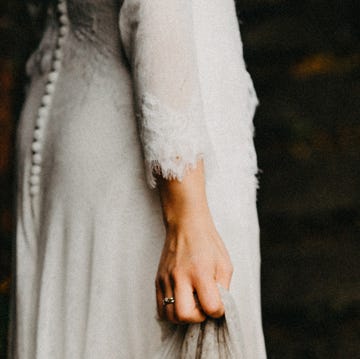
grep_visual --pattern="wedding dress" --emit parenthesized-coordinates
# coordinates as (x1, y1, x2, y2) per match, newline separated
(9, 0, 267, 358)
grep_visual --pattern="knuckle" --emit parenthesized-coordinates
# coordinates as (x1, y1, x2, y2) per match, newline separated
(219, 261, 234, 279)
(194, 261, 210, 273)
(169, 266, 183, 281)
(193, 266, 211, 282)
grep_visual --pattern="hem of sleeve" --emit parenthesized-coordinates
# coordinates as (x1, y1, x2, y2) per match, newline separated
(136, 92, 219, 190)
(145, 149, 218, 190)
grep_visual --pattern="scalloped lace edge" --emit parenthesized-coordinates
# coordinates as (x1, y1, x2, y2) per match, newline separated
(136, 91, 219, 189)
(145, 152, 208, 189)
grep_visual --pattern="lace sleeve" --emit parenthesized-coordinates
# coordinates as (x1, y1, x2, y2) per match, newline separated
(119, 0, 217, 189)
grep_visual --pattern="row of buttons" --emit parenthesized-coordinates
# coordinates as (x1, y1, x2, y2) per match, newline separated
(30, 0, 69, 196)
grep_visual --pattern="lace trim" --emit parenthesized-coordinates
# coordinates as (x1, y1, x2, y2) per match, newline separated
(135, 92, 218, 189)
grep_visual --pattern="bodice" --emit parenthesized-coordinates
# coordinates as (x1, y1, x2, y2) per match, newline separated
(26, 0, 131, 198)
(26, 0, 125, 77)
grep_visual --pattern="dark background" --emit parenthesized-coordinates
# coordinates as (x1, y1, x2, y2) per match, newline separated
(0, 0, 359, 358)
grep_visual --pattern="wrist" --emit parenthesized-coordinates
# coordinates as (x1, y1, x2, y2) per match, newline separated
(161, 198, 211, 229)
(156, 159, 210, 227)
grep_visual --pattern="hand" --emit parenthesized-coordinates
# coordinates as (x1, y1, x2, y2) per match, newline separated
(154, 159, 233, 324)
(155, 212, 234, 324)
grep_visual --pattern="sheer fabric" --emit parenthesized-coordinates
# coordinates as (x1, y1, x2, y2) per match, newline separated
(119, 0, 217, 188)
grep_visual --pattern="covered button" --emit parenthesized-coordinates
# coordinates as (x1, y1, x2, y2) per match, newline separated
(30, 175, 40, 186)
(32, 153, 42, 165)
(41, 94, 52, 106)
(31, 141, 42, 153)
(33, 129, 43, 141)
(45, 82, 55, 95)
(31, 165, 41, 175)
(59, 14, 69, 25)
(30, 185, 40, 196)
(38, 106, 49, 118)
(48, 71, 59, 82)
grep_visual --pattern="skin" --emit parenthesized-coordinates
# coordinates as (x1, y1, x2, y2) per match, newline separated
(155, 158, 234, 324)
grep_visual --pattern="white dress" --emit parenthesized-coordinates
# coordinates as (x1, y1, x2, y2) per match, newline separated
(10, 0, 267, 358)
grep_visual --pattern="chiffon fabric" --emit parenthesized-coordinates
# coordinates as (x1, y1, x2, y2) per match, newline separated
(153, 285, 247, 358)
(10, 0, 267, 358)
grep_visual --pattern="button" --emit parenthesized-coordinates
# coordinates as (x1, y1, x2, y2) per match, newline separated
(38, 106, 49, 118)
(30, 175, 40, 185)
(32, 153, 42, 165)
(33, 129, 43, 141)
(36, 116, 46, 129)
(59, 26, 68, 37)
(30, 185, 40, 196)
(41, 94, 52, 106)
(31, 165, 41, 175)
(59, 14, 69, 25)
(54, 49, 63, 61)
(45, 82, 55, 95)
(52, 59, 61, 71)
(57, 2, 67, 13)
(31, 141, 42, 153)
(48, 70, 59, 82)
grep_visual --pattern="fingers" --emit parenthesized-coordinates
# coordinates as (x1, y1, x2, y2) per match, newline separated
(194, 275, 225, 319)
(173, 279, 206, 323)
(156, 268, 232, 323)
(155, 279, 165, 319)
(156, 275, 179, 324)
(156, 274, 206, 324)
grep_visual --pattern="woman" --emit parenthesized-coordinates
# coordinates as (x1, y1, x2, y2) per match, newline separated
(9, 0, 267, 357)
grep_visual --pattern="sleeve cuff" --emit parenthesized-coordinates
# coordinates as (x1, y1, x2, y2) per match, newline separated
(135, 91, 218, 189)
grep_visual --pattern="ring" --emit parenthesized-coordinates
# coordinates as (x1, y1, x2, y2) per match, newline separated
(162, 297, 175, 306)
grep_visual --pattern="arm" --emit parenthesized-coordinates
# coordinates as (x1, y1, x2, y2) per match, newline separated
(119, 0, 232, 323)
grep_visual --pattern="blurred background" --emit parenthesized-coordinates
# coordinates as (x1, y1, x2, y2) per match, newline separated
(0, 0, 359, 358)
